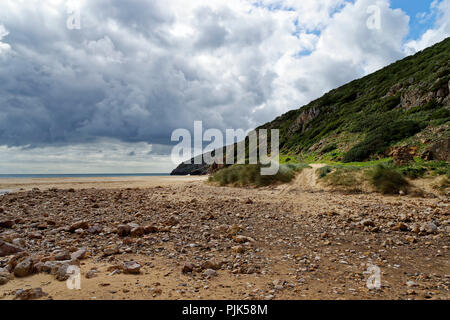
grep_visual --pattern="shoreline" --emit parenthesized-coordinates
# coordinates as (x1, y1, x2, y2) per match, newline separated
(0, 175, 207, 193)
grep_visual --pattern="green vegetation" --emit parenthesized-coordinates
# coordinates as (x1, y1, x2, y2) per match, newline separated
(321, 166, 361, 189)
(209, 163, 310, 187)
(368, 165, 409, 195)
(257, 38, 450, 163)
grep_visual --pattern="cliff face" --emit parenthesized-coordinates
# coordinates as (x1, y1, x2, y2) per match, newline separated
(171, 38, 450, 175)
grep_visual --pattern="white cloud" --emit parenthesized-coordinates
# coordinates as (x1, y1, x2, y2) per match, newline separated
(0, 25, 11, 55)
(405, 0, 450, 54)
(0, 0, 444, 172)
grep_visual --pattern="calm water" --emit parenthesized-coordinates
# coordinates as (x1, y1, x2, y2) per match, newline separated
(0, 173, 170, 179)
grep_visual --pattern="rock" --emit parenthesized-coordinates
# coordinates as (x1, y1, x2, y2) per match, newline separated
(182, 262, 194, 274)
(203, 269, 217, 277)
(14, 257, 33, 277)
(28, 232, 43, 239)
(411, 224, 420, 234)
(14, 288, 48, 300)
(232, 245, 245, 253)
(85, 269, 98, 279)
(201, 260, 220, 271)
(421, 222, 438, 234)
(12, 238, 26, 248)
(233, 235, 255, 244)
(103, 245, 119, 256)
(428, 138, 450, 162)
(69, 220, 89, 232)
(394, 222, 409, 232)
(0, 240, 23, 257)
(362, 219, 375, 227)
(55, 264, 73, 281)
(0, 272, 13, 285)
(88, 225, 103, 234)
(406, 281, 417, 288)
(117, 224, 132, 237)
(123, 261, 141, 275)
(0, 219, 14, 228)
(130, 226, 144, 237)
(53, 249, 71, 261)
(390, 146, 415, 166)
(71, 247, 88, 261)
(144, 224, 159, 234)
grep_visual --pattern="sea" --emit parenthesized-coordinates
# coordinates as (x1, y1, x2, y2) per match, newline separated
(0, 173, 169, 179)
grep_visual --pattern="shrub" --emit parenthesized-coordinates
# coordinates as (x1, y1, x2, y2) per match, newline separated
(317, 166, 332, 178)
(209, 163, 310, 187)
(369, 165, 409, 194)
(344, 120, 421, 162)
(321, 143, 338, 154)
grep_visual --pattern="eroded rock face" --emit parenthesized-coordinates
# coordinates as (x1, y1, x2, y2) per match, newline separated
(429, 138, 450, 161)
(390, 146, 416, 166)
(290, 106, 321, 133)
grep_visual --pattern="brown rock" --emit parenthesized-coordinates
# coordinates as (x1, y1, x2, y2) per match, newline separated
(14, 257, 33, 277)
(71, 247, 88, 260)
(68, 220, 89, 232)
(182, 262, 194, 274)
(117, 224, 132, 237)
(0, 220, 14, 228)
(14, 288, 48, 300)
(123, 261, 141, 275)
(0, 240, 23, 257)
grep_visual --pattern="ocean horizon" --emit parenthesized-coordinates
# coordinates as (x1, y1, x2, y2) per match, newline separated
(0, 173, 170, 179)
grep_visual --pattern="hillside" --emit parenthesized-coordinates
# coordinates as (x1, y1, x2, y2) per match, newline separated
(172, 38, 450, 175)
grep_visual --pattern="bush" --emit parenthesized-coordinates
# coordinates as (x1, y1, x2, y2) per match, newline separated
(369, 165, 409, 194)
(344, 120, 421, 162)
(322, 167, 361, 189)
(209, 163, 310, 187)
(317, 166, 332, 178)
(321, 143, 338, 154)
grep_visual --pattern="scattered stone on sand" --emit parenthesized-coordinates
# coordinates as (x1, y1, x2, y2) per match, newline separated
(0, 240, 23, 257)
(14, 288, 48, 300)
(123, 261, 141, 275)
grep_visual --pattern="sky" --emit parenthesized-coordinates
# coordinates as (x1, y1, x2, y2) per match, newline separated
(0, 0, 449, 174)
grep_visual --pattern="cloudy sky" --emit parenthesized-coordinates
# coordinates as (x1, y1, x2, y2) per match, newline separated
(0, 0, 449, 174)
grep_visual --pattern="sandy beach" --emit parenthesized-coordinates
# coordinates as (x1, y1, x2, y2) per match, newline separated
(0, 168, 449, 300)
(0, 175, 207, 193)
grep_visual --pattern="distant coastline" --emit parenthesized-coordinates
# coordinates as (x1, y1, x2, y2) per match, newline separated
(0, 173, 170, 179)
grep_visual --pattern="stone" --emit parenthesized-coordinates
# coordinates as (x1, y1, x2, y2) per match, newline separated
(123, 261, 141, 275)
(421, 222, 438, 234)
(14, 288, 48, 300)
(0, 240, 23, 257)
(12, 238, 26, 248)
(103, 245, 119, 256)
(130, 226, 144, 237)
(182, 262, 194, 274)
(201, 260, 220, 271)
(28, 232, 43, 239)
(232, 245, 245, 253)
(362, 219, 375, 227)
(53, 249, 71, 261)
(55, 264, 73, 281)
(69, 220, 89, 232)
(117, 224, 132, 237)
(0, 219, 14, 228)
(203, 269, 217, 277)
(85, 269, 98, 279)
(233, 235, 255, 244)
(144, 224, 159, 234)
(71, 247, 88, 260)
(14, 257, 33, 277)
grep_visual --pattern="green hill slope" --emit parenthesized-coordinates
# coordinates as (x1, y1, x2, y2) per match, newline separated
(172, 38, 450, 176)
(260, 37, 449, 163)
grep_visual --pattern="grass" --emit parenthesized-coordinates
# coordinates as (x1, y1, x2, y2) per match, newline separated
(319, 166, 362, 190)
(368, 165, 409, 195)
(209, 163, 311, 187)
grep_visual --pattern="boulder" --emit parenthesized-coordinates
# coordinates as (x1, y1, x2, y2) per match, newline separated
(14, 257, 33, 277)
(0, 240, 23, 257)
